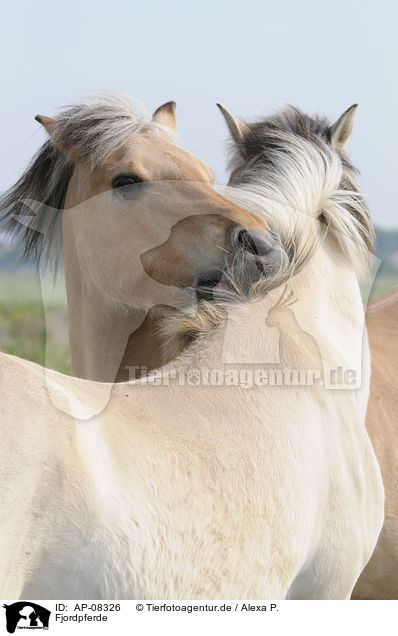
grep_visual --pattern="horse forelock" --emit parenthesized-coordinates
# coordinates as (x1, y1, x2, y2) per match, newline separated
(160, 106, 374, 348)
(50, 93, 165, 168)
(0, 93, 173, 270)
(226, 105, 374, 274)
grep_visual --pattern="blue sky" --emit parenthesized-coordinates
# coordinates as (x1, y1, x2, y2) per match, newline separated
(1, 0, 397, 226)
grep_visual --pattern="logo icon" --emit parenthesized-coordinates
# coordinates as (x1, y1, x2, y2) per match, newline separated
(2, 603, 50, 633)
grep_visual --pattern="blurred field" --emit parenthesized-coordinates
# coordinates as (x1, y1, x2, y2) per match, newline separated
(0, 270, 71, 374)
(366, 269, 398, 299)
(1, 266, 398, 375)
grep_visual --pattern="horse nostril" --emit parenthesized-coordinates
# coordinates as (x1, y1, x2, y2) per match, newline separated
(232, 227, 259, 255)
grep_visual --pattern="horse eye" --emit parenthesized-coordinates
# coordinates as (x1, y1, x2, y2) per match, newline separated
(112, 174, 144, 189)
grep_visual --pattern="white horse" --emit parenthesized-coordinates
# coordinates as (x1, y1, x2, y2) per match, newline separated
(0, 103, 383, 600)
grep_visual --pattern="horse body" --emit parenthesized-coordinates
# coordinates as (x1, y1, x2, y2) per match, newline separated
(352, 287, 398, 599)
(0, 98, 384, 599)
(0, 247, 382, 599)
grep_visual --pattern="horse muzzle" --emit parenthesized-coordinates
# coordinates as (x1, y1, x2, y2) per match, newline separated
(195, 228, 287, 303)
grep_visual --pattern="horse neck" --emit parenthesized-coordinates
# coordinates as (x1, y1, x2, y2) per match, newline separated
(282, 242, 364, 344)
(271, 308, 299, 331)
(63, 238, 146, 382)
(171, 243, 364, 373)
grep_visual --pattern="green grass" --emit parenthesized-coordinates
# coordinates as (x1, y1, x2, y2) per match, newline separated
(368, 273, 398, 300)
(1, 268, 398, 375)
(361, 263, 398, 302)
(0, 271, 71, 374)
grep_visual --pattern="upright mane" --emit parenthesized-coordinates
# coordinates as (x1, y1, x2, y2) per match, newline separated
(0, 93, 160, 268)
(224, 105, 374, 276)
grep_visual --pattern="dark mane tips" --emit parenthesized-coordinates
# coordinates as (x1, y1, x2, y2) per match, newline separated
(0, 140, 74, 268)
(0, 93, 147, 270)
(228, 104, 373, 269)
(239, 106, 332, 158)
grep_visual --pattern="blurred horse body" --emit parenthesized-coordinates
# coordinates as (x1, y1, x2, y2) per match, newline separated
(352, 286, 398, 599)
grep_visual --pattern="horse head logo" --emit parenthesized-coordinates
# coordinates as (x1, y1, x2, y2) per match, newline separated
(2, 602, 50, 633)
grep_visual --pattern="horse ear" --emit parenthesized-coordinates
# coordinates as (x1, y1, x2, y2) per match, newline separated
(216, 103, 249, 145)
(152, 101, 177, 130)
(329, 104, 358, 152)
(35, 115, 56, 136)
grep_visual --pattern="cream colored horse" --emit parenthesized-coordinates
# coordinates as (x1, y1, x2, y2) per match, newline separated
(2, 94, 275, 383)
(0, 103, 383, 600)
(352, 286, 398, 599)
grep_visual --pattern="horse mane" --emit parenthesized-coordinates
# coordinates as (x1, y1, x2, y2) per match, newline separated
(0, 93, 159, 269)
(159, 105, 374, 351)
(0, 141, 73, 269)
(225, 105, 374, 273)
(157, 234, 315, 360)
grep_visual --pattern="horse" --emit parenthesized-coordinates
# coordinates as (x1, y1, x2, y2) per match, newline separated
(265, 286, 323, 375)
(0, 102, 383, 599)
(1, 93, 279, 385)
(216, 102, 397, 600)
(351, 286, 398, 599)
